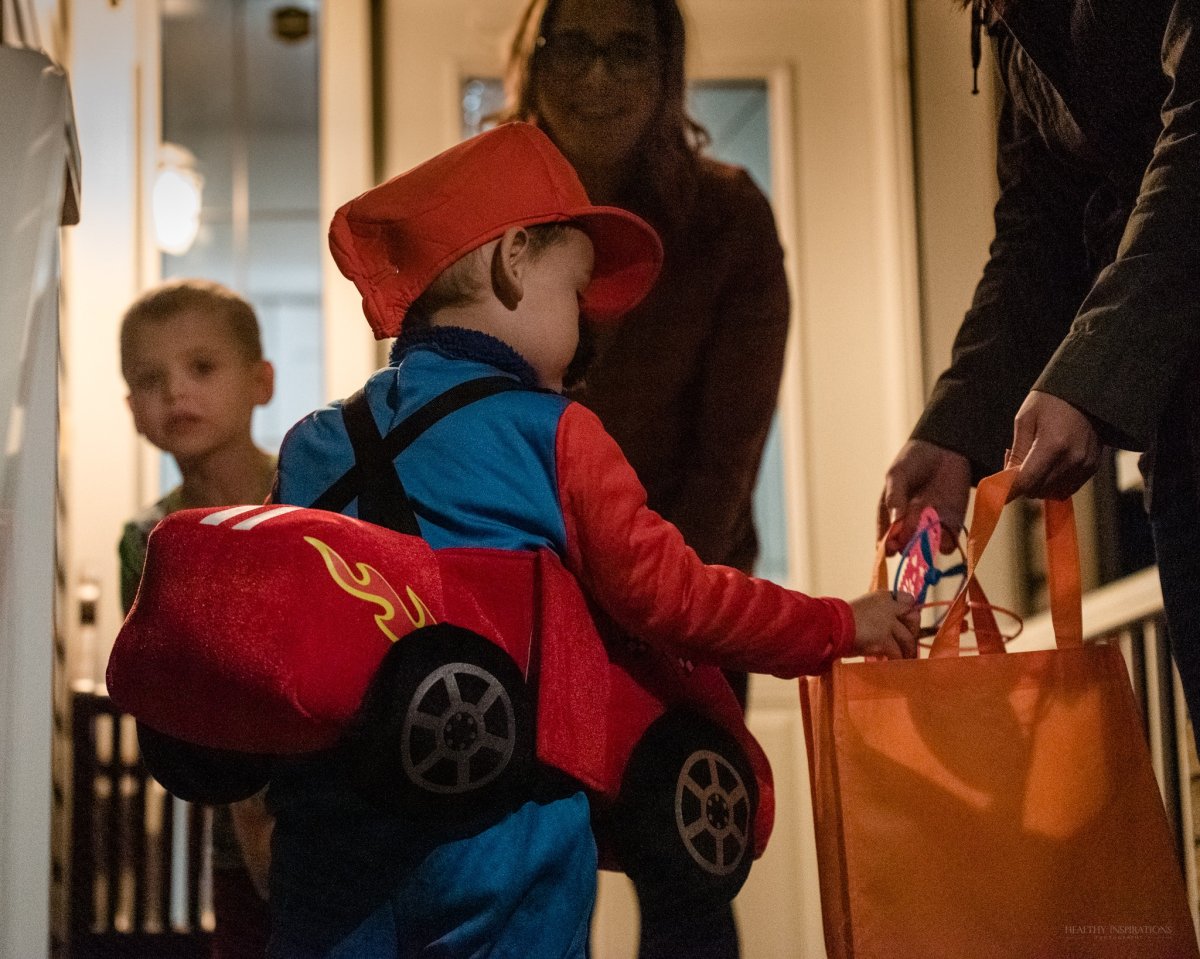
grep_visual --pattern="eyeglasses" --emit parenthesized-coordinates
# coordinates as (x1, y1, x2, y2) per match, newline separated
(535, 31, 658, 81)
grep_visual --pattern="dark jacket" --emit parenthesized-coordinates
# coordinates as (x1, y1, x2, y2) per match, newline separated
(573, 157, 790, 573)
(913, 0, 1199, 480)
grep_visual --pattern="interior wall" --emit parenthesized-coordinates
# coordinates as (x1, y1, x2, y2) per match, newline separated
(0, 41, 77, 957)
(61, 0, 151, 687)
(319, 1, 377, 401)
(908, 0, 998, 393)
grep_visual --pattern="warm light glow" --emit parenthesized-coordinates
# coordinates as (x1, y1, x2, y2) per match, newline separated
(152, 144, 203, 256)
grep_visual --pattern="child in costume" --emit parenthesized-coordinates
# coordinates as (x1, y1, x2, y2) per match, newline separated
(260, 122, 919, 959)
(118, 279, 275, 958)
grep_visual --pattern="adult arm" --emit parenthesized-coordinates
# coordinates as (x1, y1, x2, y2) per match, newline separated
(664, 170, 789, 570)
(1032, 2, 1200, 453)
(555, 402, 855, 678)
(912, 89, 1099, 482)
(882, 75, 1100, 547)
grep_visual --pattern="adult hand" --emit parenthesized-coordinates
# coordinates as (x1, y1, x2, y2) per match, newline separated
(878, 440, 972, 556)
(1008, 390, 1101, 500)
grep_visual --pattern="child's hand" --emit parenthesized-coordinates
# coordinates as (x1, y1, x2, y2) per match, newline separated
(848, 591, 919, 660)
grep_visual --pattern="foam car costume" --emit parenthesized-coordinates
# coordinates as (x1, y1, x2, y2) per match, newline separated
(109, 499, 772, 898)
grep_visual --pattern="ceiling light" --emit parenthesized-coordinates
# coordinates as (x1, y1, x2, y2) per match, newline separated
(152, 143, 203, 256)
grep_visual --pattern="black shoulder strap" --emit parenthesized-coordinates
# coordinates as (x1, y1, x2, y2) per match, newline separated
(309, 376, 524, 531)
(340, 386, 419, 535)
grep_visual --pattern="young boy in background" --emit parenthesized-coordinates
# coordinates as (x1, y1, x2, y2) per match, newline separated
(265, 122, 919, 958)
(119, 279, 276, 959)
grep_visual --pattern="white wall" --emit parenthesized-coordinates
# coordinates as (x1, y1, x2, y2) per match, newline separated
(60, 0, 151, 681)
(319, 1, 378, 400)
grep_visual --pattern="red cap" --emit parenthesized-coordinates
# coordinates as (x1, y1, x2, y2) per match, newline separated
(329, 122, 664, 340)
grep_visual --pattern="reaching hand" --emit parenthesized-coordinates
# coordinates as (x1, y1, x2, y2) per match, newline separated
(1008, 390, 1101, 500)
(849, 591, 920, 660)
(878, 440, 972, 556)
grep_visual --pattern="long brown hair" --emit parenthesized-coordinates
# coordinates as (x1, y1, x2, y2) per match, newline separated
(496, 0, 710, 237)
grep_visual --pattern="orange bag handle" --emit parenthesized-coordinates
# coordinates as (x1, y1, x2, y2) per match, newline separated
(930, 467, 1082, 658)
(871, 533, 1006, 655)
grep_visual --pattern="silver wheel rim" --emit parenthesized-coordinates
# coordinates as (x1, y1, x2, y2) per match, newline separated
(400, 661, 516, 795)
(674, 748, 750, 876)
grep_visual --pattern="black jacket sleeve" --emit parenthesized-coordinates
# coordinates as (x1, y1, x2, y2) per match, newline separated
(912, 88, 1098, 482)
(1035, 1, 1200, 452)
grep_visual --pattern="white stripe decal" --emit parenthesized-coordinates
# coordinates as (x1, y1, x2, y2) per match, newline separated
(231, 505, 301, 530)
(199, 505, 262, 526)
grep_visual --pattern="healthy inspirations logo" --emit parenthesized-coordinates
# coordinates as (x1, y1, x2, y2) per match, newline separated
(1064, 924, 1173, 940)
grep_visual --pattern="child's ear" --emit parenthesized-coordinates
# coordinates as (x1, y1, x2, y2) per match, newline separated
(254, 360, 276, 406)
(491, 226, 530, 311)
(124, 393, 145, 436)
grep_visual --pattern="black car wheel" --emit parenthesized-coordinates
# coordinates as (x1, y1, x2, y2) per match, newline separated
(345, 623, 534, 820)
(136, 721, 272, 805)
(610, 708, 757, 910)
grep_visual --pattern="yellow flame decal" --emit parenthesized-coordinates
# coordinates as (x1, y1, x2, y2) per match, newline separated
(304, 535, 435, 642)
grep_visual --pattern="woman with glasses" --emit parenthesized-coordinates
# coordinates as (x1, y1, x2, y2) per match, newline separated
(499, 2, 791, 957)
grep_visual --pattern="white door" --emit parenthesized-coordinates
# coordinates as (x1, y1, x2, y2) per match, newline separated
(0, 43, 79, 959)
(380, 3, 920, 956)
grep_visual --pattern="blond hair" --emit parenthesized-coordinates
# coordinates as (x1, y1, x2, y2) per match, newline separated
(405, 223, 577, 330)
(120, 279, 263, 381)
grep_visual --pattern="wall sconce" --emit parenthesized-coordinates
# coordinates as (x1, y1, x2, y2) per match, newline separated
(152, 143, 203, 256)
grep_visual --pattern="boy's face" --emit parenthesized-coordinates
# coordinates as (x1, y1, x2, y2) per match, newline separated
(517, 229, 595, 391)
(124, 309, 273, 465)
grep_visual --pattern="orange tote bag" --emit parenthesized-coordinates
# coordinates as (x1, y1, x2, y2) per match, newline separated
(801, 468, 1198, 959)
